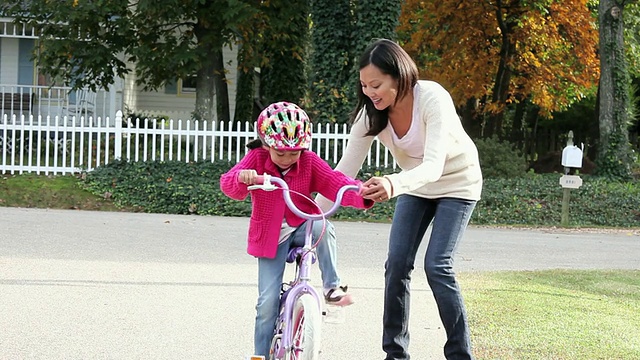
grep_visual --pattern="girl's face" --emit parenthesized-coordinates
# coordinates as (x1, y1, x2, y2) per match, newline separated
(360, 64, 399, 111)
(265, 146, 302, 170)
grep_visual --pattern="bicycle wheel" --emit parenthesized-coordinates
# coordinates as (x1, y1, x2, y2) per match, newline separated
(285, 293, 321, 360)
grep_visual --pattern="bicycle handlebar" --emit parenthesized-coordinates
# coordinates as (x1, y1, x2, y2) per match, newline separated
(249, 174, 360, 221)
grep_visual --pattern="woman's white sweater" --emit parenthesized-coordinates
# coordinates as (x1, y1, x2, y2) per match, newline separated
(327, 80, 482, 202)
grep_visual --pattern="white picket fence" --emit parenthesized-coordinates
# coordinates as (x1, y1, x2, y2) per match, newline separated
(0, 110, 395, 175)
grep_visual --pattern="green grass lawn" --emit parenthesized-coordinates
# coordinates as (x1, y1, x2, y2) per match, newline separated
(0, 173, 132, 211)
(461, 269, 640, 360)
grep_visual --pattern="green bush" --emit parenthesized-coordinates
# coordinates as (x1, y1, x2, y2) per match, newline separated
(82, 159, 252, 216)
(81, 161, 640, 228)
(475, 136, 529, 179)
(474, 173, 640, 227)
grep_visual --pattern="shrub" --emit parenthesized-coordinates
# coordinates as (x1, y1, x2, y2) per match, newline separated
(473, 173, 640, 227)
(475, 136, 529, 179)
(81, 161, 640, 228)
(82, 159, 251, 216)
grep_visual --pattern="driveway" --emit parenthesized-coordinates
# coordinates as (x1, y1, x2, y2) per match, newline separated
(1, 207, 638, 359)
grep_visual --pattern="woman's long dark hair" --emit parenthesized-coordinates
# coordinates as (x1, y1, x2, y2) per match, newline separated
(351, 39, 419, 136)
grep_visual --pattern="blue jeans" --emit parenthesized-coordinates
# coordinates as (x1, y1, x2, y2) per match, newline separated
(254, 219, 340, 357)
(383, 195, 476, 360)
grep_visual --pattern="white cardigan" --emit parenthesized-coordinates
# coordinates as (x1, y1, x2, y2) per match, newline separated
(327, 80, 482, 202)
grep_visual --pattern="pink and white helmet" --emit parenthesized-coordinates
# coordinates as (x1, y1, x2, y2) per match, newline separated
(257, 101, 312, 151)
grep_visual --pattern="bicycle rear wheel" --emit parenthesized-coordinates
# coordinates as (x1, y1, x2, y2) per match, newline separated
(286, 293, 321, 360)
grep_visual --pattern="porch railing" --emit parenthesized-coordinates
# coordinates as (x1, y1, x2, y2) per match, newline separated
(0, 84, 114, 125)
(1, 110, 395, 175)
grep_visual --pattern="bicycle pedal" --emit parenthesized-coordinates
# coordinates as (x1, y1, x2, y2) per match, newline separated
(323, 304, 346, 324)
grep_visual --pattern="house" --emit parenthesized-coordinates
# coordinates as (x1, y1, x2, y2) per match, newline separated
(122, 45, 239, 124)
(0, 16, 240, 125)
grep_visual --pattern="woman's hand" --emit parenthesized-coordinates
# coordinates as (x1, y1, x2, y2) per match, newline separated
(238, 169, 259, 185)
(361, 177, 393, 202)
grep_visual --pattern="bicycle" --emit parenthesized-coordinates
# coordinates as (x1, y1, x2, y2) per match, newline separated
(247, 173, 360, 360)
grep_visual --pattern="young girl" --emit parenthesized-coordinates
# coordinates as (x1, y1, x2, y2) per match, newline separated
(219, 101, 373, 357)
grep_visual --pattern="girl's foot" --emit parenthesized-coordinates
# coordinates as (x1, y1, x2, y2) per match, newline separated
(324, 285, 354, 306)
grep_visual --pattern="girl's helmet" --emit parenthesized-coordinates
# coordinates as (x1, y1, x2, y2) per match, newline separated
(257, 101, 312, 150)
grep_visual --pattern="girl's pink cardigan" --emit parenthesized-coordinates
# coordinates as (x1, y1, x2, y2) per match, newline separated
(220, 148, 373, 258)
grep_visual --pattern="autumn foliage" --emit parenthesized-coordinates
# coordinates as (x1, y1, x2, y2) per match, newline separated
(398, 0, 600, 119)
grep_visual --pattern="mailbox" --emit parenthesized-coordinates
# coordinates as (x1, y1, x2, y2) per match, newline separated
(561, 143, 584, 168)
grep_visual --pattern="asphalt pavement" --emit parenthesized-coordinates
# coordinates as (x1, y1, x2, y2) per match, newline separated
(1, 207, 638, 359)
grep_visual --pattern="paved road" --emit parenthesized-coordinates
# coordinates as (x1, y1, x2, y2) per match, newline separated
(1, 207, 638, 359)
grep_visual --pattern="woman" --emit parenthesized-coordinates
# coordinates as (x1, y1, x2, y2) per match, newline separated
(319, 39, 482, 360)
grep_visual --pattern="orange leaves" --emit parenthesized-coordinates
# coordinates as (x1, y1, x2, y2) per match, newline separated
(398, 0, 599, 117)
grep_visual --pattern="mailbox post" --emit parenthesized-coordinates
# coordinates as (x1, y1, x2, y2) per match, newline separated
(560, 131, 584, 226)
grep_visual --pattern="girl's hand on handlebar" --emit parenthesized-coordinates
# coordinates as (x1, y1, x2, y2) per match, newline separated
(362, 177, 393, 202)
(238, 169, 259, 185)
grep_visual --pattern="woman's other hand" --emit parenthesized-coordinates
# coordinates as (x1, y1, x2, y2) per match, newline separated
(362, 177, 393, 202)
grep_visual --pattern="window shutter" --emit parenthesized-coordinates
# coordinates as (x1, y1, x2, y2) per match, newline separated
(18, 39, 35, 85)
(165, 80, 177, 94)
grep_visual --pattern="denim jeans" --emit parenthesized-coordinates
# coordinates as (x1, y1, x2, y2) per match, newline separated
(254, 219, 339, 356)
(383, 195, 476, 360)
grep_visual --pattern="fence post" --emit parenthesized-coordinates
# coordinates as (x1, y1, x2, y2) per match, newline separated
(114, 110, 122, 160)
(108, 83, 117, 123)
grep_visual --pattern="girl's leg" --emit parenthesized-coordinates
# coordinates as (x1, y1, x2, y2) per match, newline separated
(288, 219, 340, 290)
(383, 195, 435, 360)
(254, 239, 291, 356)
(424, 198, 476, 360)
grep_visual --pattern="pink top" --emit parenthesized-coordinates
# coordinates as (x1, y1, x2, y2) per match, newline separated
(220, 148, 374, 258)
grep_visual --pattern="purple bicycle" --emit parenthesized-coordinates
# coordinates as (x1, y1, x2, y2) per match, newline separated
(248, 174, 359, 360)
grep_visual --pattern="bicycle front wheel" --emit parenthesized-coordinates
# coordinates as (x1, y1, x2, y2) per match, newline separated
(286, 293, 321, 360)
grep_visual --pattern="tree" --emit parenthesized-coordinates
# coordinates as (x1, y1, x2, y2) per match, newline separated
(307, 0, 401, 124)
(5, 0, 258, 122)
(307, 0, 354, 123)
(596, 0, 636, 179)
(398, 0, 600, 139)
(622, 1, 640, 150)
(258, 0, 309, 106)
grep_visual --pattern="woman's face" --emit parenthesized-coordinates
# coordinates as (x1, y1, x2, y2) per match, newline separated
(360, 64, 398, 111)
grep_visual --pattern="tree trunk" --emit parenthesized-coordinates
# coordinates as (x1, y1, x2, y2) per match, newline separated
(510, 100, 526, 147)
(597, 0, 633, 179)
(487, 5, 516, 139)
(212, 47, 230, 123)
(194, 56, 216, 122)
(234, 43, 257, 124)
(193, 16, 230, 124)
(524, 110, 540, 162)
(460, 97, 482, 138)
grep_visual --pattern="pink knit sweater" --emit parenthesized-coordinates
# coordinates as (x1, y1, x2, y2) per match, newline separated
(220, 148, 373, 258)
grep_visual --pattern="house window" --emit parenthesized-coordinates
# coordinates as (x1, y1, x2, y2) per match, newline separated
(165, 75, 198, 95)
(179, 75, 197, 94)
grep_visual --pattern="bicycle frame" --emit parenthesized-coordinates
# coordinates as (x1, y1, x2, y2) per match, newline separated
(249, 174, 359, 360)
(272, 220, 321, 359)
